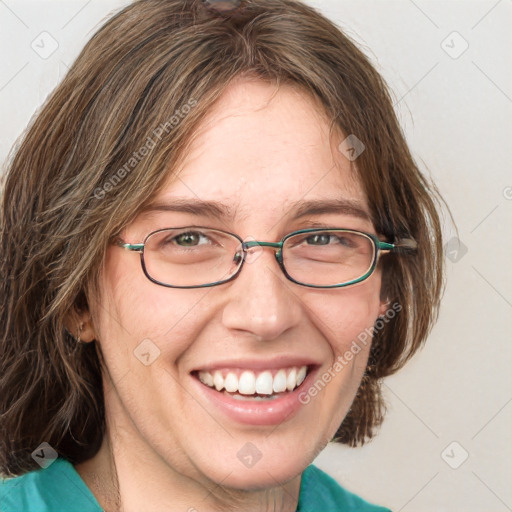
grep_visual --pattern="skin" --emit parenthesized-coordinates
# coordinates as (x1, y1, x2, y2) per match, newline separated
(74, 78, 388, 512)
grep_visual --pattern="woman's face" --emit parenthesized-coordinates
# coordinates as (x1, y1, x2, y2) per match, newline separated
(93, 79, 387, 490)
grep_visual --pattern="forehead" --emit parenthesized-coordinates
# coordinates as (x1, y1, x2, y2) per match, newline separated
(150, 79, 368, 227)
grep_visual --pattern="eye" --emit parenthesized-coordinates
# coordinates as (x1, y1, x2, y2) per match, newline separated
(172, 231, 209, 246)
(306, 233, 331, 245)
(305, 233, 353, 246)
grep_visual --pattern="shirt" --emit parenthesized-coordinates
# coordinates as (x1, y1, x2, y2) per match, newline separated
(1, 458, 391, 512)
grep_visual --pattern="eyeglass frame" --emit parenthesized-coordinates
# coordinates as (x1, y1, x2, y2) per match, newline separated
(114, 226, 418, 289)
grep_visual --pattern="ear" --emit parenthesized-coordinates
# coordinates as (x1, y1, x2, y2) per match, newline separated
(377, 296, 390, 318)
(64, 305, 96, 343)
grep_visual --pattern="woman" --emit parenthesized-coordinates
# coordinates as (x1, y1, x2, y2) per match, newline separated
(0, 0, 444, 510)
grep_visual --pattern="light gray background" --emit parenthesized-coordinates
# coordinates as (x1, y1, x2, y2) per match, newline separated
(1, 1, 511, 511)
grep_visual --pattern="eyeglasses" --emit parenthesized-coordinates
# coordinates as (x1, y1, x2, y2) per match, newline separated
(115, 227, 417, 289)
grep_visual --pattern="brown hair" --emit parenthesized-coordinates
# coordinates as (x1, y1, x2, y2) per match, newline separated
(0, 0, 444, 477)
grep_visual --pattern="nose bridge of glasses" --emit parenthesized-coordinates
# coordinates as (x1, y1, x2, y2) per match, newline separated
(241, 240, 283, 262)
(243, 240, 282, 250)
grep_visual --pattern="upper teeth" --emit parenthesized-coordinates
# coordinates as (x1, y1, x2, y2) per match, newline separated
(198, 366, 308, 395)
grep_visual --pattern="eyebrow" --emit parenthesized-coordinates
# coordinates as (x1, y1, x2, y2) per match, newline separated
(139, 198, 235, 220)
(289, 198, 372, 222)
(139, 197, 371, 222)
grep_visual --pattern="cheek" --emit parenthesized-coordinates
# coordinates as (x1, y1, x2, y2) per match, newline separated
(92, 250, 214, 374)
(307, 278, 383, 358)
(305, 281, 383, 437)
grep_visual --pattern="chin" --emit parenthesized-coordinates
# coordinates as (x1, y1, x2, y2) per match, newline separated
(188, 436, 319, 492)
(208, 460, 304, 491)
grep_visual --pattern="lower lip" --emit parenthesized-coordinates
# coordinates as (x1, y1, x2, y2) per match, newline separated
(191, 368, 318, 426)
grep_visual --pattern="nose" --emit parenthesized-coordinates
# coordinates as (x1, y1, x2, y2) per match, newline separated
(221, 248, 302, 340)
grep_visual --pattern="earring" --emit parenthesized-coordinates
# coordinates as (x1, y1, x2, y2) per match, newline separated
(76, 322, 84, 344)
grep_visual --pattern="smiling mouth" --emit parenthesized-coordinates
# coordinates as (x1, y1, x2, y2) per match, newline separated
(192, 366, 309, 401)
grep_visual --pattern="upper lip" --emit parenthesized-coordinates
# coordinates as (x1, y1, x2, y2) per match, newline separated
(191, 355, 321, 373)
